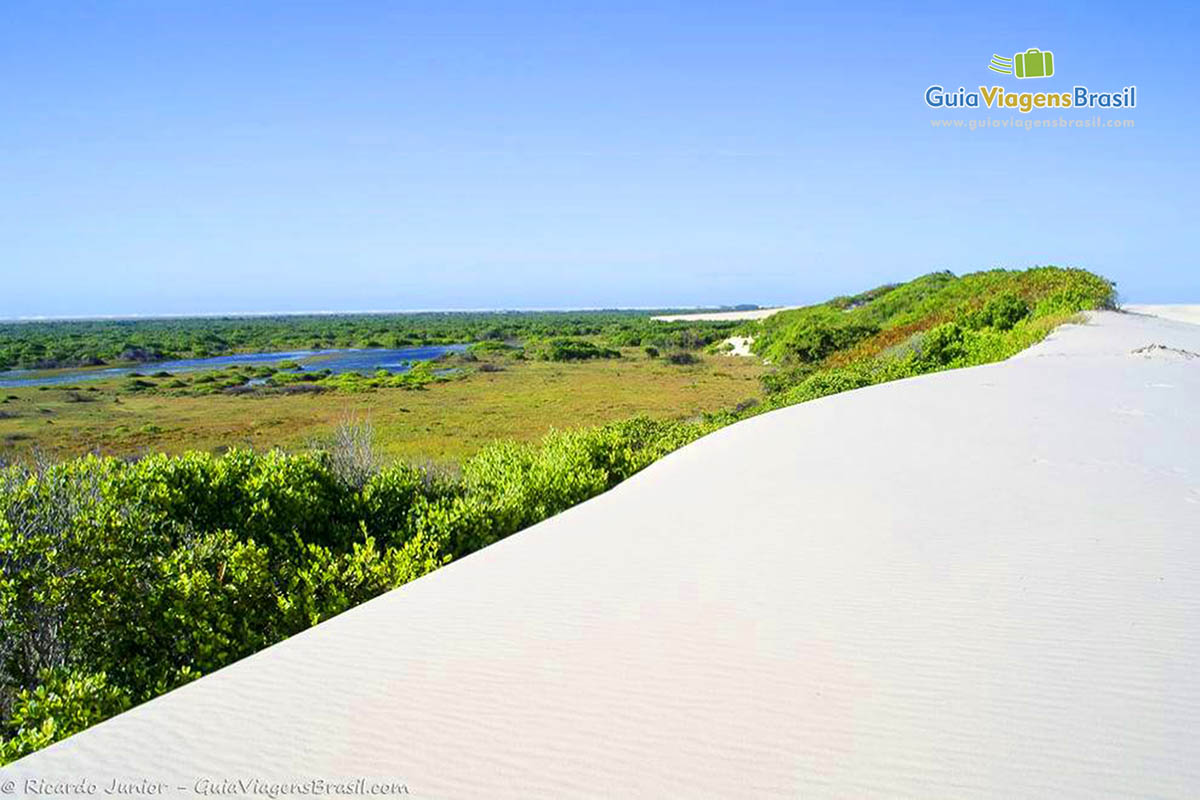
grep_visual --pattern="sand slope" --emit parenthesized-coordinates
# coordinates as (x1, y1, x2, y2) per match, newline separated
(5, 311, 1199, 798)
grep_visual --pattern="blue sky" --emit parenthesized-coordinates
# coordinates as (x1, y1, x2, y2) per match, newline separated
(2, 1, 1196, 316)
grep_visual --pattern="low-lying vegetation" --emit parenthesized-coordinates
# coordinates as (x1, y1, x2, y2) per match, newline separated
(0, 266, 1116, 762)
(0, 353, 765, 464)
(64, 358, 480, 399)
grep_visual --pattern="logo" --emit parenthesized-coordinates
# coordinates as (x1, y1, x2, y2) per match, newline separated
(989, 49, 1055, 79)
(924, 47, 1135, 114)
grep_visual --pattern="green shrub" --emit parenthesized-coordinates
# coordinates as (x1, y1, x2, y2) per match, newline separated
(917, 322, 968, 368)
(470, 341, 517, 355)
(753, 307, 879, 364)
(0, 670, 132, 763)
(361, 463, 443, 545)
(276, 533, 448, 630)
(665, 351, 699, 365)
(534, 338, 621, 361)
(966, 292, 1030, 331)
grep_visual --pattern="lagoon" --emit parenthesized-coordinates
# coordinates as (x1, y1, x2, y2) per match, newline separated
(0, 344, 469, 389)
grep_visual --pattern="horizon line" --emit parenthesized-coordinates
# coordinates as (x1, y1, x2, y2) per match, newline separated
(0, 303, 781, 324)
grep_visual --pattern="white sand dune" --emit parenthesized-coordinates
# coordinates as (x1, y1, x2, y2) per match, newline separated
(5, 311, 1200, 798)
(1124, 304, 1200, 326)
(652, 306, 802, 322)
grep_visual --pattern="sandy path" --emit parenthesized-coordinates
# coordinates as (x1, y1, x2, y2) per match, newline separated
(6, 311, 1200, 798)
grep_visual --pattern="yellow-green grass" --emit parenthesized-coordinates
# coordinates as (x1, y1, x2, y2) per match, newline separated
(0, 351, 765, 466)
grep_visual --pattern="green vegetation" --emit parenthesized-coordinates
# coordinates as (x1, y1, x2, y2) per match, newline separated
(0, 267, 1116, 762)
(665, 351, 701, 365)
(0, 311, 739, 371)
(749, 267, 1115, 404)
(533, 338, 621, 361)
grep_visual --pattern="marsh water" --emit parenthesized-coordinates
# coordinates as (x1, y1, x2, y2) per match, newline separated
(0, 344, 469, 389)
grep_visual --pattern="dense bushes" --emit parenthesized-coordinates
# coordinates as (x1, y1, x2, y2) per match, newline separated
(608, 325, 730, 351)
(753, 307, 879, 364)
(1, 670, 133, 759)
(752, 267, 1114, 383)
(664, 351, 700, 365)
(969, 292, 1030, 331)
(533, 338, 621, 361)
(751, 268, 1115, 411)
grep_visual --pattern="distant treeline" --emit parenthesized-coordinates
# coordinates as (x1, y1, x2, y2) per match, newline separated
(0, 267, 1117, 762)
(0, 311, 738, 371)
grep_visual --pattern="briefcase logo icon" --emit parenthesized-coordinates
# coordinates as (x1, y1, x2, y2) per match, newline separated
(989, 48, 1055, 79)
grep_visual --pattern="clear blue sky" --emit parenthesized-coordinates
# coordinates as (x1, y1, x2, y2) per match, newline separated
(2, 1, 1196, 317)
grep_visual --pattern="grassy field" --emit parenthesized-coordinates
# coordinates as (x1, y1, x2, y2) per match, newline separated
(0, 349, 765, 465)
